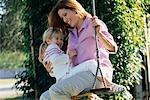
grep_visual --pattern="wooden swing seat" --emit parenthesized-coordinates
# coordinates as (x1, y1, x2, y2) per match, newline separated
(71, 93, 101, 100)
(71, 88, 113, 100)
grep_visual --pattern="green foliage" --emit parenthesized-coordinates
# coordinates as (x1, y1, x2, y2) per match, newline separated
(0, 0, 25, 52)
(14, 0, 57, 98)
(0, 51, 26, 69)
(111, 0, 145, 82)
(141, 0, 150, 14)
(95, 0, 146, 99)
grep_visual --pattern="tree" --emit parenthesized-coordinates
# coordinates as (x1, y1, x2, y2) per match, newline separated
(14, 0, 57, 98)
(0, 0, 25, 52)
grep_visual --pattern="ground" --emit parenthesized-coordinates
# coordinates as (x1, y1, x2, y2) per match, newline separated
(0, 79, 23, 99)
(0, 68, 24, 100)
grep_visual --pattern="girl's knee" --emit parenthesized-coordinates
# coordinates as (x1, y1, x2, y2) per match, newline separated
(49, 81, 73, 97)
(49, 84, 60, 98)
(39, 86, 58, 100)
(39, 94, 45, 100)
(39, 90, 50, 100)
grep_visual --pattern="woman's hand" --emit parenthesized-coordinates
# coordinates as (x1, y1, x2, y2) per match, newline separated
(43, 61, 53, 73)
(68, 49, 77, 59)
(92, 16, 117, 52)
(91, 16, 102, 34)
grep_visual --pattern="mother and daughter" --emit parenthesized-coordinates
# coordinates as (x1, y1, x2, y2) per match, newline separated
(39, 0, 126, 99)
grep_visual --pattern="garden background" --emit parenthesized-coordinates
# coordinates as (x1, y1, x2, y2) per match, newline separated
(0, 0, 149, 99)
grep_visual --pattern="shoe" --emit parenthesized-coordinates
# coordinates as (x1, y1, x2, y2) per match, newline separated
(123, 90, 133, 100)
(110, 83, 126, 93)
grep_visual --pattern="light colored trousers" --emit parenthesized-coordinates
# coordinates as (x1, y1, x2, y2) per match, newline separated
(40, 71, 105, 100)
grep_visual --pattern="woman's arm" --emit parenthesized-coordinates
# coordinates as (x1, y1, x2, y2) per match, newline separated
(98, 31, 118, 53)
(91, 16, 118, 53)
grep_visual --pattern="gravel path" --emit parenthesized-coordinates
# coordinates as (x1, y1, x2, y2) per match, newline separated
(0, 69, 25, 99)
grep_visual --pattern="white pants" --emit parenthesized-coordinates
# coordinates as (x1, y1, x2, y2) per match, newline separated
(40, 71, 105, 100)
(40, 60, 113, 100)
(62, 59, 113, 82)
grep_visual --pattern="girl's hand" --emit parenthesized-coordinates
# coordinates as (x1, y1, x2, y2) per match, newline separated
(68, 49, 77, 59)
(43, 61, 53, 73)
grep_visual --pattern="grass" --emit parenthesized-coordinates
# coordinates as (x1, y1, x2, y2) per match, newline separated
(0, 51, 26, 69)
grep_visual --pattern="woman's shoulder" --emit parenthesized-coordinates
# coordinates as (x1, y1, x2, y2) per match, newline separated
(85, 15, 92, 22)
(99, 20, 108, 32)
(86, 15, 108, 32)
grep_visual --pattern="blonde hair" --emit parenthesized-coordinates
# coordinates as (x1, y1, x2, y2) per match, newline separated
(48, 0, 89, 28)
(43, 27, 62, 42)
(38, 27, 62, 62)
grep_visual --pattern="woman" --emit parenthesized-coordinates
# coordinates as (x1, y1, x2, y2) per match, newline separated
(40, 0, 125, 99)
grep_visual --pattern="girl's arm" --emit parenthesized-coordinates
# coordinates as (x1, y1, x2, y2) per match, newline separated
(48, 53, 70, 65)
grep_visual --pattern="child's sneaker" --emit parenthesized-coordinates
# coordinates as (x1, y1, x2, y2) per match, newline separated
(123, 90, 133, 100)
(110, 83, 126, 93)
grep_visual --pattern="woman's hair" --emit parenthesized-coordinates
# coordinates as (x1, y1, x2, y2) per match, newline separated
(48, 0, 89, 29)
(38, 27, 62, 62)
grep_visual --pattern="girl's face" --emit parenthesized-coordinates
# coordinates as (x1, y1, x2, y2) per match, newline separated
(58, 8, 80, 28)
(49, 32, 64, 48)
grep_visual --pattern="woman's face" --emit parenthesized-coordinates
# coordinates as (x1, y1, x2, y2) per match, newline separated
(58, 8, 80, 28)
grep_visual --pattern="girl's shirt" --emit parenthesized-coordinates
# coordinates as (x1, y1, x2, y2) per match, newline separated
(68, 15, 116, 68)
(44, 43, 70, 81)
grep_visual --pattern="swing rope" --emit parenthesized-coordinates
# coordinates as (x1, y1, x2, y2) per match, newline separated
(91, 0, 107, 89)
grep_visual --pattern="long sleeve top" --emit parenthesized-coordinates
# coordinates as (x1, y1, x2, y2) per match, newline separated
(44, 43, 70, 81)
(68, 15, 116, 71)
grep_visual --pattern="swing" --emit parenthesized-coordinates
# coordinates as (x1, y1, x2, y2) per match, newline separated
(71, 0, 124, 99)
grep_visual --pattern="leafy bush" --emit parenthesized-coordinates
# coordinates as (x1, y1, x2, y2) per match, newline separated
(99, 0, 146, 98)
(14, 0, 57, 98)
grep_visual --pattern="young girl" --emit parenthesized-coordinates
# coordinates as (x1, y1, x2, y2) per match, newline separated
(39, 27, 70, 81)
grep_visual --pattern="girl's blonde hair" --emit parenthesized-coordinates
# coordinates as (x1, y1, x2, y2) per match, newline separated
(43, 27, 62, 43)
(48, 0, 89, 29)
(38, 27, 62, 62)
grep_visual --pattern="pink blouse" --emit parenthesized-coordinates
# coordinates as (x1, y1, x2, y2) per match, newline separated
(68, 15, 116, 69)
